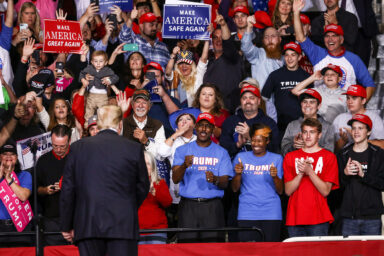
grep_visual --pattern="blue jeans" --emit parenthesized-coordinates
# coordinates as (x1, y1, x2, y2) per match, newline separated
(139, 233, 167, 245)
(287, 222, 329, 237)
(342, 218, 382, 236)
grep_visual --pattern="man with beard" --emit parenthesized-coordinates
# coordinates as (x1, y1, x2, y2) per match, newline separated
(241, 15, 284, 121)
(119, 9, 170, 68)
(292, 0, 375, 100)
(241, 16, 284, 91)
(203, 12, 243, 113)
(122, 89, 166, 160)
(172, 113, 233, 242)
(220, 83, 279, 158)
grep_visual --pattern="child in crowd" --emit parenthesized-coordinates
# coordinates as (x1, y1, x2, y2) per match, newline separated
(291, 63, 346, 122)
(79, 50, 119, 124)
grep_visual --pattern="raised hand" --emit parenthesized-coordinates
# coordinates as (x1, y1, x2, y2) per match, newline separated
(293, 0, 305, 14)
(56, 9, 67, 20)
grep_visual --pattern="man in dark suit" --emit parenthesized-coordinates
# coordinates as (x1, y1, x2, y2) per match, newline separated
(60, 105, 149, 256)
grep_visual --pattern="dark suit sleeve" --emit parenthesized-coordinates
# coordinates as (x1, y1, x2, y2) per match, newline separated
(136, 147, 149, 207)
(338, 12, 358, 51)
(60, 147, 77, 232)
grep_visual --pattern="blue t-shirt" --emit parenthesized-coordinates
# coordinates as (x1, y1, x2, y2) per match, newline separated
(0, 171, 32, 220)
(173, 141, 234, 199)
(233, 151, 283, 220)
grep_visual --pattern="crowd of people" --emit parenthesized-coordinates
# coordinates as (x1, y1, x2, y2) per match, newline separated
(0, 0, 383, 250)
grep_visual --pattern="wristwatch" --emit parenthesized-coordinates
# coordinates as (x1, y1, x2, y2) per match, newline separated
(214, 177, 220, 186)
(8, 178, 15, 186)
(144, 139, 150, 147)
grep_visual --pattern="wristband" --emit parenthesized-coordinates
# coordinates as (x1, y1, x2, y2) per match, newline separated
(12, 115, 20, 121)
(144, 139, 150, 147)
(118, 20, 124, 25)
(21, 57, 28, 64)
(8, 178, 15, 186)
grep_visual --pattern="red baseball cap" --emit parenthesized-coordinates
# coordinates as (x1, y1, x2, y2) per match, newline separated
(283, 42, 302, 55)
(300, 14, 310, 25)
(196, 112, 215, 126)
(139, 12, 157, 24)
(254, 11, 273, 29)
(240, 85, 261, 98)
(324, 24, 344, 36)
(342, 84, 366, 98)
(321, 64, 343, 77)
(143, 61, 163, 74)
(231, 6, 250, 17)
(348, 114, 372, 130)
(299, 89, 322, 104)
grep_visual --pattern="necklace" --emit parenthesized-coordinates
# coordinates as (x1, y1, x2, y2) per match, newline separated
(180, 136, 194, 144)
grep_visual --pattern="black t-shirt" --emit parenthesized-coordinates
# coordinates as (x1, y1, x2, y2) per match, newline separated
(261, 66, 311, 130)
(347, 148, 379, 219)
(36, 151, 67, 218)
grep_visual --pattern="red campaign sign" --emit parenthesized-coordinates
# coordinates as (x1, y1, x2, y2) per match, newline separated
(43, 19, 83, 54)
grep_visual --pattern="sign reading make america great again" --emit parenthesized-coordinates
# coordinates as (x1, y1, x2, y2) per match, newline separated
(162, 4, 211, 40)
(43, 19, 83, 54)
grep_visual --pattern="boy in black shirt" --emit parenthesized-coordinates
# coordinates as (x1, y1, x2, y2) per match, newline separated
(262, 42, 310, 138)
(337, 114, 384, 235)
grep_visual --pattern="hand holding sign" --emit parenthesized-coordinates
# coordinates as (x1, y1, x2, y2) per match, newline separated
(110, 5, 123, 21)
(86, 3, 100, 18)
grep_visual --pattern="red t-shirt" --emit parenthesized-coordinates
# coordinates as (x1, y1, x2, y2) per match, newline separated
(284, 148, 339, 226)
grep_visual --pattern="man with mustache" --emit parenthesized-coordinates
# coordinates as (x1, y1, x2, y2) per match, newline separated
(172, 113, 233, 242)
(119, 9, 170, 69)
(220, 82, 279, 158)
(241, 15, 284, 122)
(122, 89, 165, 160)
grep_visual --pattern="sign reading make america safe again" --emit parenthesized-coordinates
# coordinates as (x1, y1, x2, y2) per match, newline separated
(43, 19, 83, 54)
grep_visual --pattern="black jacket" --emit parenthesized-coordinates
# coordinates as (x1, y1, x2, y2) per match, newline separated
(60, 129, 149, 241)
(311, 8, 358, 53)
(337, 143, 384, 218)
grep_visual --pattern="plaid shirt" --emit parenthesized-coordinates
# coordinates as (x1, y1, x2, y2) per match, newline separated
(119, 24, 170, 69)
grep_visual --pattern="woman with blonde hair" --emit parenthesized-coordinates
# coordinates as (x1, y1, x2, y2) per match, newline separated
(12, 2, 43, 45)
(138, 151, 172, 244)
(165, 33, 211, 108)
